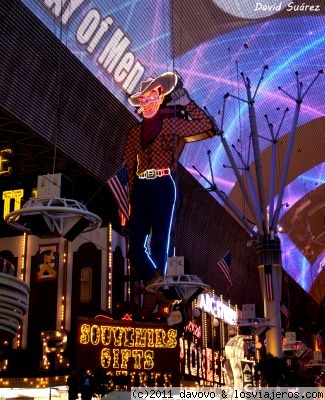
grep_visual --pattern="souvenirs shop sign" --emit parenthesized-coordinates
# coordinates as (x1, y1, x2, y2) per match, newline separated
(76, 318, 180, 387)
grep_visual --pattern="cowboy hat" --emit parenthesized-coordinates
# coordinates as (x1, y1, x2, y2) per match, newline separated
(128, 72, 178, 107)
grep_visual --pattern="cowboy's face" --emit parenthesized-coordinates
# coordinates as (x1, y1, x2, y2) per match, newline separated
(137, 86, 164, 119)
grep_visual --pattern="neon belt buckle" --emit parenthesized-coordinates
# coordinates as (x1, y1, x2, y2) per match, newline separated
(146, 169, 156, 179)
(161, 168, 170, 176)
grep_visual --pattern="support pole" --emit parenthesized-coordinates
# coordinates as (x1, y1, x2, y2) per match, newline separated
(271, 100, 301, 231)
(268, 125, 277, 227)
(221, 134, 264, 236)
(268, 108, 288, 227)
(232, 146, 264, 235)
(243, 74, 269, 234)
(204, 104, 264, 236)
(192, 164, 257, 238)
(257, 235, 282, 357)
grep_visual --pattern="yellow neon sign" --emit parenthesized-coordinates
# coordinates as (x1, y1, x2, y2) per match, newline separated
(0, 149, 12, 176)
(2, 189, 24, 220)
(80, 324, 177, 349)
(80, 324, 177, 371)
(40, 330, 69, 371)
(100, 346, 155, 370)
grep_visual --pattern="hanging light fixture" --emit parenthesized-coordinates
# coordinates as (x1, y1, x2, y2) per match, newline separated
(5, 191, 102, 241)
(146, 274, 210, 301)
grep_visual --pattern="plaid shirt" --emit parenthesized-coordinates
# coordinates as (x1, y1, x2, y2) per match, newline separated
(124, 101, 214, 195)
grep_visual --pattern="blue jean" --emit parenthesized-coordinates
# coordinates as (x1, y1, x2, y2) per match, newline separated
(128, 175, 176, 281)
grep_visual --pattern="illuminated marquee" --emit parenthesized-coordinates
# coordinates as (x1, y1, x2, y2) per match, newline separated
(76, 319, 180, 388)
(79, 324, 177, 348)
(196, 293, 237, 325)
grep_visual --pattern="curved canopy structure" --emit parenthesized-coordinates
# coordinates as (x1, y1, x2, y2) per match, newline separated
(12, 0, 325, 299)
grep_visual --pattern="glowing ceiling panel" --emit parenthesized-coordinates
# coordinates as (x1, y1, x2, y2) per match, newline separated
(21, 0, 325, 292)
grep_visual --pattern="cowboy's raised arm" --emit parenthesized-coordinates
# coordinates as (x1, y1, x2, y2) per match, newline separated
(168, 88, 215, 139)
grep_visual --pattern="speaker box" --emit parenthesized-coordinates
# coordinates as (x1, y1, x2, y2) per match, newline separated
(37, 173, 73, 198)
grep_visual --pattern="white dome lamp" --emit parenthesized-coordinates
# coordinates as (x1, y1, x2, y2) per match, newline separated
(5, 182, 102, 241)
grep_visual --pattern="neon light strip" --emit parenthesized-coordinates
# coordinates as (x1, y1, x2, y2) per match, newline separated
(143, 174, 177, 274)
